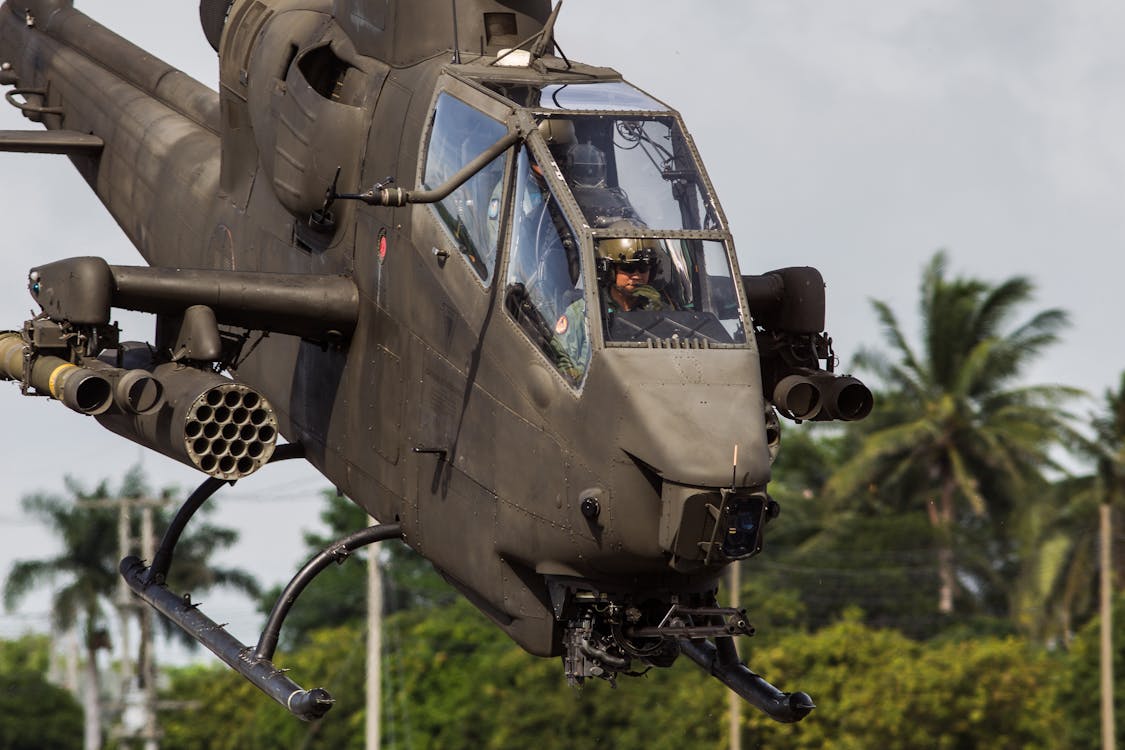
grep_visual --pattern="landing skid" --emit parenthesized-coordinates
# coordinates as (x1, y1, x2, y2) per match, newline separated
(679, 637, 815, 724)
(119, 444, 403, 721)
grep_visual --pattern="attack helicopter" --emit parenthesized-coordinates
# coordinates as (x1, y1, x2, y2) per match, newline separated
(0, 0, 872, 723)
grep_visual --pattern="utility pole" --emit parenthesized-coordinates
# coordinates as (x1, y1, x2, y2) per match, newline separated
(1101, 502, 1116, 750)
(366, 515, 383, 750)
(116, 502, 134, 705)
(139, 504, 159, 750)
(80, 495, 171, 750)
(728, 561, 742, 750)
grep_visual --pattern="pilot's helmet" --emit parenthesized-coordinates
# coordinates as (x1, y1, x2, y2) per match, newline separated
(595, 221, 662, 279)
(537, 118, 576, 147)
(596, 236, 660, 268)
(566, 143, 607, 188)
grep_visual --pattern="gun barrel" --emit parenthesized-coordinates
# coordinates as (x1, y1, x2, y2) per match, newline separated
(772, 374, 822, 420)
(83, 358, 164, 415)
(815, 374, 874, 422)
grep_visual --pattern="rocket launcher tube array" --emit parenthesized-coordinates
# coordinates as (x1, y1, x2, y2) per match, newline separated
(96, 363, 279, 481)
(0, 331, 276, 479)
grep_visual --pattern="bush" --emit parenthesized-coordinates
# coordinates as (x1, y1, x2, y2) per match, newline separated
(0, 670, 83, 750)
(742, 613, 1064, 749)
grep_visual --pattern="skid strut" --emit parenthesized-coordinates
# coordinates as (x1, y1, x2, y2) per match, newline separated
(144, 443, 307, 587)
(119, 443, 404, 720)
(678, 636, 815, 723)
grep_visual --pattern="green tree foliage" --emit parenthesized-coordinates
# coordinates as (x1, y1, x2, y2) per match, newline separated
(383, 596, 728, 750)
(160, 600, 1075, 750)
(745, 426, 949, 638)
(751, 510, 946, 638)
(0, 670, 84, 750)
(826, 251, 1078, 617)
(1055, 593, 1125, 748)
(2, 466, 260, 748)
(0, 632, 51, 674)
(0, 634, 83, 750)
(162, 598, 726, 750)
(1028, 373, 1125, 642)
(742, 612, 1064, 749)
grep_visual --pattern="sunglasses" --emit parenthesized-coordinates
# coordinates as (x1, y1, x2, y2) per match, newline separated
(616, 260, 652, 273)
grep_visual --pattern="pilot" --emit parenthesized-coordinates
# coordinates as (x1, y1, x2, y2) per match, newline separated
(564, 142, 640, 228)
(595, 229, 670, 313)
(566, 142, 608, 189)
(548, 224, 673, 381)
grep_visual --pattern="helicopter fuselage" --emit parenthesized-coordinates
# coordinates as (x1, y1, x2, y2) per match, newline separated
(0, 0, 868, 716)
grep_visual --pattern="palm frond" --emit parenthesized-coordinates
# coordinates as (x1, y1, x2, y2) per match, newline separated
(825, 416, 940, 502)
(972, 275, 1034, 341)
(947, 446, 987, 516)
(870, 298, 923, 382)
(3, 558, 63, 610)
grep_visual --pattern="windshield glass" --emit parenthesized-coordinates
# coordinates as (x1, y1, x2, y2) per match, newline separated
(422, 93, 508, 283)
(595, 236, 746, 346)
(539, 115, 720, 232)
(481, 80, 668, 111)
(504, 146, 590, 384)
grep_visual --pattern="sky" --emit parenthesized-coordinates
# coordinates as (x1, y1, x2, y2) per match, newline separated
(0, 0, 1122, 657)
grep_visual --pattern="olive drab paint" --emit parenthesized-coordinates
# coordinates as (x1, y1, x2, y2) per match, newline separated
(0, 0, 870, 723)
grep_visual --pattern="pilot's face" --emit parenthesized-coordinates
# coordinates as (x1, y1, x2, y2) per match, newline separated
(614, 262, 650, 296)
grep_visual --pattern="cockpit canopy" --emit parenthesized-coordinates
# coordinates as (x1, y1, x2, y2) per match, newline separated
(543, 114, 721, 234)
(425, 75, 749, 387)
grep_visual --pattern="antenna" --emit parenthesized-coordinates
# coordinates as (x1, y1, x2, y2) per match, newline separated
(731, 444, 739, 490)
(529, 1, 563, 59)
(490, 1, 565, 68)
(451, 0, 462, 64)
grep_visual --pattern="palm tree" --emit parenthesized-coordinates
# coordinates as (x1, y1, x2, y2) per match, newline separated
(3, 467, 260, 750)
(826, 251, 1078, 616)
(4, 478, 118, 750)
(1028, 373, 1125, 642)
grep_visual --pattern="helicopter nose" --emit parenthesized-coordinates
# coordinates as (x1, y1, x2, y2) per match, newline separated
(658, 481, 776, 570)
(612, 379, 772, 489)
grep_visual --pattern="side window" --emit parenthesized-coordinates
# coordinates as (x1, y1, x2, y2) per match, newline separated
(423, 93, 508, 283)
(504, 147, 590, 385)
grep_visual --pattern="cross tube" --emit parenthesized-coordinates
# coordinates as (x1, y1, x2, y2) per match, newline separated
(255, 522, 404, 661)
